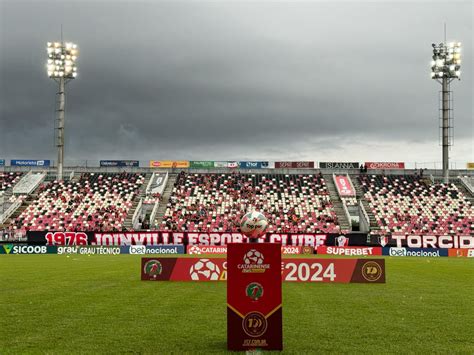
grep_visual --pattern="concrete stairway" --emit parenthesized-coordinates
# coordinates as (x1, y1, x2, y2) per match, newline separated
(350, 174, 381, 231)
(322, 174, 351, 231)
(123, 173, 152, 230)
(154, 174, 178, 227)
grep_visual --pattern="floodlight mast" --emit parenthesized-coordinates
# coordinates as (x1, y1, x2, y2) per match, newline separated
(47, 41, 78, 181)
(430, 41, 461, 183)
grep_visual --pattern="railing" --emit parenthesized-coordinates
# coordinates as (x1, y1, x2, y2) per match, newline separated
(146, 172, 156, 194)
(131, 198, 143, 230)
(459, 175, 474, 195)
(13, 171, 46, 195)
(359, 200, 371, 230)
(0, 198, 22, 224)
(149, 200, 160, 227)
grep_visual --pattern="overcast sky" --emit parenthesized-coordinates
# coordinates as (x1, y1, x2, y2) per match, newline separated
(0, 0, 472, 166)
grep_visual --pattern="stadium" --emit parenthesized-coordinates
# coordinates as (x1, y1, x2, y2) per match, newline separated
(1, 1, 473, 354)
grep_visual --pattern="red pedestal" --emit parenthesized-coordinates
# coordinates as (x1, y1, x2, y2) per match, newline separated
(227, 243, 282, 351)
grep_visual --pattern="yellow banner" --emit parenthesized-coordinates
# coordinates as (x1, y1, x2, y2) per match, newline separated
(467, 162, 474, 170)
(149, 160, 190, 168)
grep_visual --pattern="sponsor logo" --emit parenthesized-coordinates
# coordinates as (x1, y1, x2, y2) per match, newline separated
(188, 245, 202, 254)
(242, 312, 268, 338)
(361, 261, 383, 282)
(246, 282, 264, 301)
(378, 236, 389, 247)
(321, 246, 381, 256)
(448, 249, 474, 257)
(57, 246, 120, 255)
(5, 245, 48, 254)
(320, 162, 359, 169)
(144, 260, 163, 279)
(187, 245, 228, 255)
(275, 161, 314, 169)
(388, 247, 445, 257)
(10, 159, 50, 167)
(365, 162, 405, 169)
(302, 246, 313, 255)
(238, 249, 270, 273)
(189, 259, 221, 280)
(130, 245, 146, 255)
(336, 236, 349, 247)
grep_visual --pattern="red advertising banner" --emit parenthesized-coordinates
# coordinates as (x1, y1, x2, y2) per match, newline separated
(317, 246, 382, 256)
(186, 245, 313, 255)
(334, 175, 355, 197)
(274, 161, 314, 169)
(448, 249, 474, 257)
(365, 162, 405, 169)
(140, 257, 385, 283)
(227, 243, 282, 351)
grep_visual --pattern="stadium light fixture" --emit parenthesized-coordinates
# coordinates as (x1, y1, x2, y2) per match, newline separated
(47, 40, 78, 181)
(430, 38, 461, 184)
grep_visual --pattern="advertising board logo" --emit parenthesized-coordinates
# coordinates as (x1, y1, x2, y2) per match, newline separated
(336, 235, 349, 247)
(244, 249, 264, 265)
(302, 246, 313, 255)
(238, 249, 270, 273)
(246, 282, 264, 301)
(189, 259, 221, 280)
(389, 247, 407, 256)
(361, 261, 382, 282)
(130, 245, 146, 255)
(242, 312, 268, 338)
(378, 236, 389, 247)
(144, 260, 163, 279)
(3, 244, 13, 254)
(188, 245, 202, 255)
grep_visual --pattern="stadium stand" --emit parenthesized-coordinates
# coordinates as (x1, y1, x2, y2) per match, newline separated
(11, 172, 145, 232)
(0, 172, 23, 196)
(159, 172, 341, 233)
(358, 174, 474, 235)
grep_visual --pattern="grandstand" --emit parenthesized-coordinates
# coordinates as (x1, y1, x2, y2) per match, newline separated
(1, 164, 473, 240)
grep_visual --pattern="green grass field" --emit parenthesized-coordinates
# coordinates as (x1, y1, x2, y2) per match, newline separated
(1, 255, 473, 354)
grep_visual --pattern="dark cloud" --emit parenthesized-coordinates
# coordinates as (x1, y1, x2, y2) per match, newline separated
(0, 1, 472, 163)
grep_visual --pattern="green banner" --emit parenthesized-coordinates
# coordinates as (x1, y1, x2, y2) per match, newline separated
(189, 161, 215, 169)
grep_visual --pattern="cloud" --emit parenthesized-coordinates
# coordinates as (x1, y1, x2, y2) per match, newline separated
(0, 1, 472, 163)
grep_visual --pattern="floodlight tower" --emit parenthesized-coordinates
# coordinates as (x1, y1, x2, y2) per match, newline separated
(47, 41, 78, 181)
(430, 41, 461, 183)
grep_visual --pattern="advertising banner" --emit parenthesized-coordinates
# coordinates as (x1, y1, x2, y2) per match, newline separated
(274, 161, 314, 169)
(57, 246, 121, 255)
(334, 175, 355, 196)
(467, 163, 474, 170)
(281, 258, 385, 283)
(365, 162, 405, 169)
(140, 257, 385, 283)
(121, 245, 184, 255)
(238, 161, 269, 169)
(320, 162, 359, 169)
(227, 243, 282, 351)
(10, 160, 50, 167)
(187, 245, 313, 255)
(149, 161, 190, 168)
(390, 235, 474, 249)
(0, 244, 57, 254)
(189, 161, 215, 169)
(0, 159, 4, 166)
(382, 247, 448, 257)
(27, 231, 370, 247)
(448, 249, 474, 257)
(214, 161, 239, 168)
(316, 246, 382, 256)
(99, 160, 139, 167)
